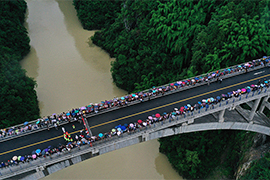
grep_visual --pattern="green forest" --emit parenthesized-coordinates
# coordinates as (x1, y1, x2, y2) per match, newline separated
(73, 0, 270, 179)
(0, 0, 40, 128)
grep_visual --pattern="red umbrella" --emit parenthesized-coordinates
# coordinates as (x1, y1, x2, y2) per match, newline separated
(155, 113, 160, 118)
(138, 119, 142, 124)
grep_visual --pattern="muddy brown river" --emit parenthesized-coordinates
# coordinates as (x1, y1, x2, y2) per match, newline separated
(21, 0, 183, 179)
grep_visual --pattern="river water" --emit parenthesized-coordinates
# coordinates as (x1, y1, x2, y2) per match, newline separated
(21, 0, 182, 179)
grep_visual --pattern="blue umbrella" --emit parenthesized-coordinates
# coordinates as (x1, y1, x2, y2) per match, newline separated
(263, 56, 267, 58)
(124, 124, 128, 127)
(163, 112, 167, 115)
(174, 83, 179, 86)
(24, 122, 29, 125)
(115, 125, 121, 129)
(36, 120, 40, 124)
(195, 77, 199, 80)
(121, 126, 126, 131)
(121, 97, 125, 100)
(66, 113, 70, 116)
(67, 142, 72, 145)
(152, 90, 156, 93)
(36, 149, 41, 154)
(117, 127, 122, 132)
(216, 96, 221, 100)
(20, 156, 25, 161)
(98, 133, 103, 138)
(8, 128, 13, 133)
(247, 88, 251, 93)
(265, 81, 268, 84)
(132, 94, 136, 97)
(198, 101, 202, 105)
(184, 105, 188, 109)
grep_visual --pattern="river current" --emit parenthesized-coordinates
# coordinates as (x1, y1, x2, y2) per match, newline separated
(21, 0, 182, 179)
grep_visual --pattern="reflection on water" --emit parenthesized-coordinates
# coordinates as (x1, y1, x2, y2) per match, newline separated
(43, 140, 182, 180)
(21, 0, 127, 117)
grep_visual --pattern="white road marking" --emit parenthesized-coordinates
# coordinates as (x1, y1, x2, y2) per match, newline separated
(254, 71, 265, 75)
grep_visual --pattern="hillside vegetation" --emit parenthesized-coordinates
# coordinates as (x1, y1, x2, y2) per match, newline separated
(0, 0, 40, 128)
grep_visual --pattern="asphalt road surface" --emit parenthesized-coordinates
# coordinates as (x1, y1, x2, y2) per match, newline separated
(0, 67, 269, 162)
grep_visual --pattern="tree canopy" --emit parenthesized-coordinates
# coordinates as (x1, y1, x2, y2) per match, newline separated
(0, 0, 39, 128)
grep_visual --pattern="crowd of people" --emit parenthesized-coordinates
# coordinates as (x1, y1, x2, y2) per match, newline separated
(1, 72, 269, 169)
(1, 57, 269, 139)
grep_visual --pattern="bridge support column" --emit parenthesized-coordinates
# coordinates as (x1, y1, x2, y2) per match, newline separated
(249, 98, 260, 121)
(219, 109, 225, 122)
(143, 132, 149, 141)
(258, 96, 269, 113)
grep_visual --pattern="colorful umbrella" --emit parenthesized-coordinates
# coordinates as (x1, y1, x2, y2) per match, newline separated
(241, 88, 246, 93)
(117, 128, 122, 132)
(12, 156, 17, 161)
(32, 154, 37, 159)
(121, 126, 126, 131)
(36, 149, 41, 154)
(177, 81, 182, 84)
(111, 128, 116, 132)
(155, 113, 160, 118)
(138, 119, 142, 124)
(98, 133, 103, 138)
(36, 120, 40, 124)
(18, 156, 21, 161)
(129, 123, 134, 128)
(172, 112, 176, 115)
(170, 83, 174, 86)
(121, 97, 125, 100)
(80, 106, 86, 110)
(24, 122, 28, 125)
(20, 156, 25, 161)
(148, 116, 153, 120)
(66, 112, 70, 116)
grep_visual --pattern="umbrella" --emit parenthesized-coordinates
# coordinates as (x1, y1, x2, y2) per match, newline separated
(172, 112, 176, 115)
(8, 128, 13, 133)
(124, 124, 128, 127)
(121, 97, 125, 100)
(155, 113, 160, 118)
(187, 104, 191, 108)
(202, 99, 206, 103)
(36, 120, 40, 124)
(80, 106, 86, 110)
(117, 131, 121, 136)
(152, 90, 156, 93)
(18, 156, 21, 161)
(263, 56, 267, 59)
(237, 89, 241, 93)
(66, 112, 70, 116)
(195, 77, 199, 81)
(132, 94, 136, 97)
(180, 106, 185, 110)
(182, 82, 186, 85)
(174, 83, 179, 86)
(251, 84, 255, 88)
(212, 73, 215, 77)
(174, 108, 178, 111)
(24, 122, 29, 125)
(216, 96, 221, 100)
(265, 81, 268, 84)
(163, 112, 167, 115)
(198, 101, 202, 105)
(117, 127, 122, 132)
(12, 156, 17, 161)
(74, 110, 79, 113)
(247, 88, 251, 93)
(98, 133, 103, 138)
(121, 126, 126, 131)
(32, 154, 37, 159)
(138, 119, 142, 124)
(67, 142, 72, 145)
(177, 81, 182, 84)
(36, 149, 41, 154)
(129, 123, 134, 128)
(44, 148, 49, 152)
(241, 88, 246, 93)
(170, 83, 174, 86)
(20, 156, 25, 161)
(148, 116, 153, 120)
(111, 128, 116, 133)
(115, 125, 121, 129)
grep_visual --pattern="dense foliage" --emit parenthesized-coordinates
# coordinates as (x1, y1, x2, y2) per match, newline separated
(240, 152, 270, 180)
(73, 0, 123, 30)
(0, 0, 40, 128)
(90, 0, 270, 93)
(159, 130, 255, 179)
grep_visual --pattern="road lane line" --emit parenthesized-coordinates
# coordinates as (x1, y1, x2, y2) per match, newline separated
(1, 73, 269, 156)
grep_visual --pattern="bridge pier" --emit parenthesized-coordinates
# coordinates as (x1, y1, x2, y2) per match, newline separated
(219, 109, 225, 122)
(258, 96, 269, 113)
(248, 98, 261, 122)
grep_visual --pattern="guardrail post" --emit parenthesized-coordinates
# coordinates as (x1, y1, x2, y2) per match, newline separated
(233, 98, 235, 103)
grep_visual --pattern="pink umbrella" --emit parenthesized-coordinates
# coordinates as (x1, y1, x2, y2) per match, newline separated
(80, 106, 86, 110)
(155, 113, 160, 118)
(241, 88, 246, 93)
(170, 83, 174, 86)
(177, 81, 182, 84)
(32, 154, 37, 159)
(129, 123, 134, 128)
(138, 119, 142, 124)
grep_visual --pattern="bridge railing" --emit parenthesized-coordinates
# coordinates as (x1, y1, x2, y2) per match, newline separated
(1, 86, 270, 178)
(0, 57, 268, 141)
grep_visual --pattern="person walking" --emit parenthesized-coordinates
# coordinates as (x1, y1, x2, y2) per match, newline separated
(219, 78, 222, 83)
(61, 127, 65, 133)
